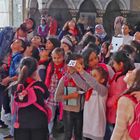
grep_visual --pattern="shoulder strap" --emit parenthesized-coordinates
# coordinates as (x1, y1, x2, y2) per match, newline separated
(123, 94, 138, 104)
(33, 102, 48, 116)
(26, 81, 37, 90)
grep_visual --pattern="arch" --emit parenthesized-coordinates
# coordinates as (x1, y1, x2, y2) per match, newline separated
(47, 0, 75, 9)
(77, 0, 103, 10)
(104, 0, 129, 10)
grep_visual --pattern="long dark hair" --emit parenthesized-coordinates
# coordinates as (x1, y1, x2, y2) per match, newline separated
(65, 52, 83, 64)
(111, 51, 135, 81)
(82, 48, 98, 70)
(124, 68, 140, 94)
(17, 57, 38, 84)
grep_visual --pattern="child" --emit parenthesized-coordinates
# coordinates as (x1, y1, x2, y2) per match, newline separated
(105, 50, 135, 140)
(71, 63, 108, 140)
(61, 35, 74, 54)
(45, 37, 60, 51)
(120, 23, 133, 45)
(1, 39, 26, 86)
(31, 35, 44, 49)
(37, 17, 49, 38)
(111, 68, 140, 140)
(82, 48, 114, 80)
(13, 57, 50, 140)
(99, 41, 112, 64)
(38, 48, 51, 82)
(45, 48, 65, 139)
(55, 53, 85, 140)
(1, 39, 26, 139)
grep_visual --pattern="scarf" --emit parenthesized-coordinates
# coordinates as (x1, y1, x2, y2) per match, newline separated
(45, 62, 65, 87)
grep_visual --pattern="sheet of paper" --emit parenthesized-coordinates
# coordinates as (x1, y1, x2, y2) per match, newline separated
(111, 36, 123, 52)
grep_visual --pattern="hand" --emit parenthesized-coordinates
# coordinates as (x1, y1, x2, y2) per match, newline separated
(68, 66, 76, 74)
(69, 92, 79, 99)
(131, 91, 140, 102)
(108, 44, 113, 51)
(63, 21, 69, 31)
(1, 77, 11, 86)
(75, 62, 83, 73)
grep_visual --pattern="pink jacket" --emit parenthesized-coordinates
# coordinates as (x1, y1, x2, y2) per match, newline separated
(107, 72, 127, 124)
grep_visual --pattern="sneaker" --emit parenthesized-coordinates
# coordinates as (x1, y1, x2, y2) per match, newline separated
(3, 134, 14, 139)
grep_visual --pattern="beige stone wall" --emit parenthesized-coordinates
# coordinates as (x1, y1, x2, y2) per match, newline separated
(131, 0, 140, 11)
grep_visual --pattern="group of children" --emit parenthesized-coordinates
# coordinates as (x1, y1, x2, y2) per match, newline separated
(0, 17, 140, 140)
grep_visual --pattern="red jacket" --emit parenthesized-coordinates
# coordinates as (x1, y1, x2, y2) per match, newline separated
(106, 72, 127, 124)
(48, 19, 58, 36)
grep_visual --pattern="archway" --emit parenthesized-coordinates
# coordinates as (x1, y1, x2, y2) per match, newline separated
(78, 0, 97, 29)
(48, 0, 72, 28)
(103, 0, 121, 38)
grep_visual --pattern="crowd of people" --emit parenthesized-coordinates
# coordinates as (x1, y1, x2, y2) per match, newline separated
(0, 15, 140, 140)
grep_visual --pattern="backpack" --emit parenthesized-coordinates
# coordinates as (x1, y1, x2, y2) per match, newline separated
(12, 81, 52, 128)
(124, 94, 140, 140)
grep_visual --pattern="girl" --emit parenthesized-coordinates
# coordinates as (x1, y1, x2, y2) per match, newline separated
(45, 37, 60, 52)
(82, 48, 114, 80)
(99, 41, 112, 64)
(71, 63, 108, 140)
(120, 23, 133, 45)
(61, 35, 74, 54)
(31, 35, 44, 49)
(45, 48, 65, 139)
(58, 19, 79, 40)
(55, 53, 85, 140)
(105, 51, 135, 140)
(37, 18, 49, 38)
(38, 48, 51, 82)
(13, 57, 50, 140)
(111, 68, 140, 140)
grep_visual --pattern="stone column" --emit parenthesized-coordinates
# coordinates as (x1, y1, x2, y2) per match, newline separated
(9, 0, 13, 26)
(96, 10, 105, 24)
(121, 10, 129, 17)
(69, 9, 79, 19)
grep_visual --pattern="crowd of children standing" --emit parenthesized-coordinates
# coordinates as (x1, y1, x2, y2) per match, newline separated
(0, 15, 140, 140)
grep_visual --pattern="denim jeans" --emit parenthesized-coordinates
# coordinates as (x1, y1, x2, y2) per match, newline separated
(48, 105, 57, 135)
(63, 110, 83, 140)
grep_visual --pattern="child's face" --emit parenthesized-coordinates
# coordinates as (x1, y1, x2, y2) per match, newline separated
(31, 36, 41, 46)
(112, 60, 123, 72)
(68, 20, 76, 30)
(101, 43, 107, 54)
(88, 52, 99, 69)
(91, 69, 104, 84)
(52, 53, 64, 65)
(122, 24, 130, 35)
(39, 49, 50, 60)
(10, 39, 23, 52)
(124, 69, 136, 86)
(45, 40, 54, 50)
(61, 43, 70, 53)
(77, 58, 84, 69)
